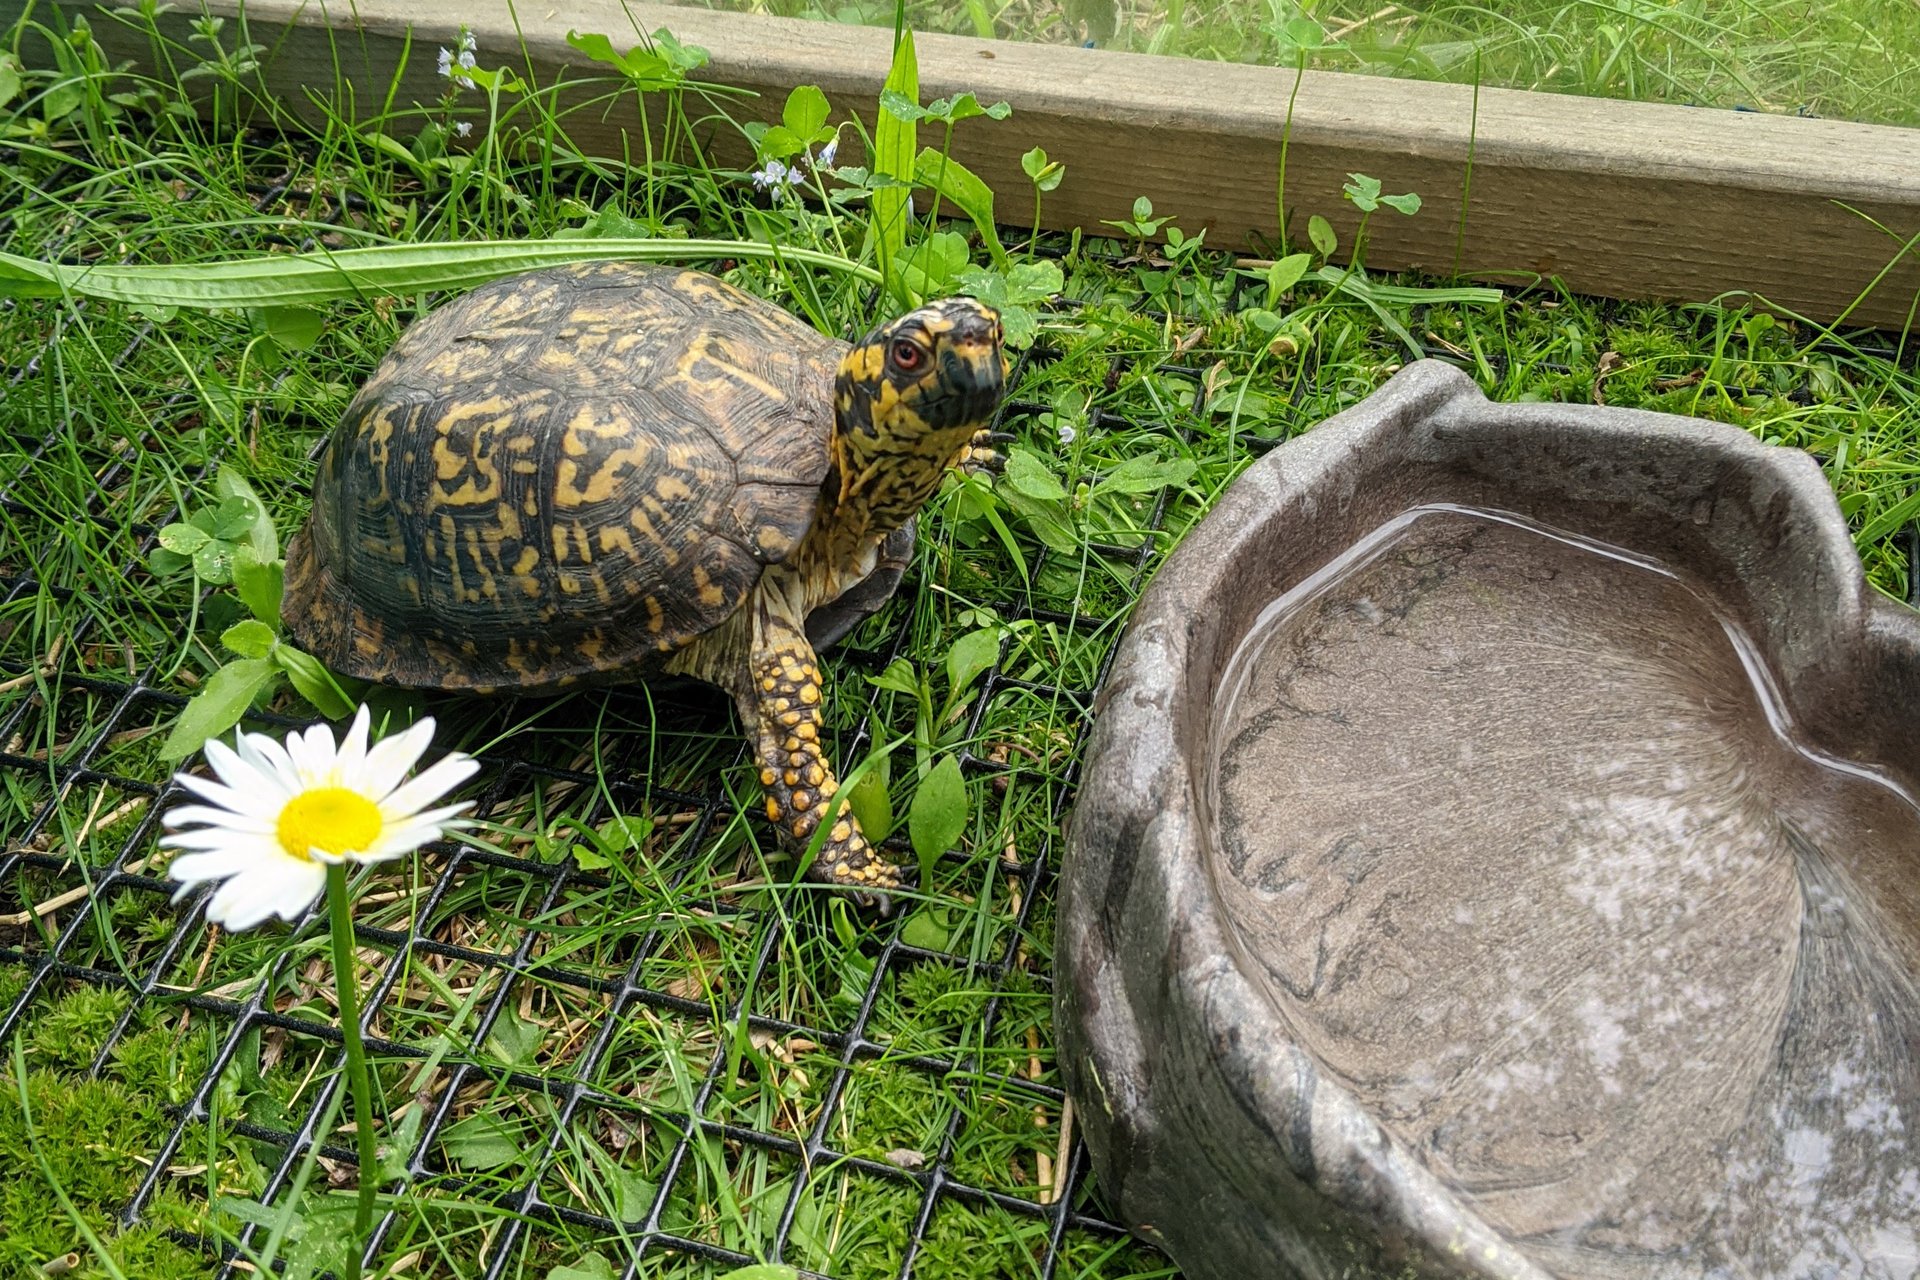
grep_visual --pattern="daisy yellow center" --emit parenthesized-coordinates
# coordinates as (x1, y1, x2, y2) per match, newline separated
(276, 787, 383, 861)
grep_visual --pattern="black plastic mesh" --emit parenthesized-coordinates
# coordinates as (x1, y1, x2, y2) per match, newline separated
(3, 156, 1917, 1280)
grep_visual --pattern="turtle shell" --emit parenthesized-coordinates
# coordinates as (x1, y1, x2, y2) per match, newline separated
(281, 262, 848, 692)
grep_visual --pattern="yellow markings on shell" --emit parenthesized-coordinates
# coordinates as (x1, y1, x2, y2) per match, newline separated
(831, 821, 852, 843)
(760, 767, 778, 787)
(766, 797, 782, 821)
(549, 525, 571, 562)
(795, 723, 818, 742)
(778, 710, 802, 727)
(792, 790, 812, 810)
(783, 769, 799, 786)
(679, 333, 788, 402)
(761, 676, 778, 692)
(798, 684, 820, 705)
(644, 595, 665, 634)
(598, 525, 635, 557)
(693, 565, 725, 607)
(782, 736, 801, 752)
(791, 818, 812, 838)
(804, 765, 823, 787)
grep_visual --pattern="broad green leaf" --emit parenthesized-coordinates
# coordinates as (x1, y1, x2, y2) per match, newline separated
(1379, 191, 1422, 216)
(1003, 448, 1067, 502)
(913, 149, 1007, 269)
(158, 522, 210, 555)
(1265, 252, 1312, 303)
(872, 31, 919, 306)
(255, 305, 324, 350)
(549, 1253, 618, 1280)
(1095, 454, 1197, 495)
(193, 539, 235, 585)
(1021, 145, 1063, 192)
(147, 547, 191, 578)
(0, 55, 22, 110)
(221, 619, 276, 659)
(158, 658, 278, 761)
(865, 657, 921, 696)
(999, 487, 1079, 554)
(782, 84, 831, 138)
(900, 905, 953, 952)
(1342, 172, 1383, 211)
(923, 92, 1009, 123)
(898, 230, 969, 298)
(440, 1113, 522, 1169)
(231, 549, 285, 626)
(716, 1267, 800, 1280)
(597, 813, 653, 853)
(1308, 214, 1337, 259)
(275, 645, 357, 719)
(219, 462, 279, 563)
(486, 1007, 543, 1065)
(40, 77, 81, 122)
(946, 627, 1000, 695)
(878, 88, 929, 122)
(210, 495, 257, 541)
(848, 744, 893, 844)
(0, 238, 879, 309)
(908, 754, 967, 877)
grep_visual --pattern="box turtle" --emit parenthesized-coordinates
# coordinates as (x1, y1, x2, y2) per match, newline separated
(282, 261, 1007, 907)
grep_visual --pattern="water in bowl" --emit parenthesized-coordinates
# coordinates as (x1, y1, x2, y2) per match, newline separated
(1209, 504, 1920, 1278)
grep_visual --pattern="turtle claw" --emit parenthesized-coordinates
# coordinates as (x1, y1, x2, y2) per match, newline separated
(957, 427, 1012, 478)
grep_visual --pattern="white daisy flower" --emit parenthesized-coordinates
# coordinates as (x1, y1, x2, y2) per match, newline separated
(162, 705, 479, 931)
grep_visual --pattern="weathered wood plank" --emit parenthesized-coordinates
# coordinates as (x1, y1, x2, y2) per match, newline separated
(50, 0, 1920, 328)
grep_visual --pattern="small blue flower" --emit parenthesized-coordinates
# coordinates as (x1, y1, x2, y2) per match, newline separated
(816, 136, 839, 170)
(454, 121, 473, 138)
(751, 159, 794, 192)
(438, 26, 478, 90)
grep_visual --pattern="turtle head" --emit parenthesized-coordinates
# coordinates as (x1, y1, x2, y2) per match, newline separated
(830, 297, 1006, 529)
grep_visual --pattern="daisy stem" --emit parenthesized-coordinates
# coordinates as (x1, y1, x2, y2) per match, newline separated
(325, 863, 379, 1278)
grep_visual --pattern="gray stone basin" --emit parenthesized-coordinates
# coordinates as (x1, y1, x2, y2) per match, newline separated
(1059, 360, 1920, 1279)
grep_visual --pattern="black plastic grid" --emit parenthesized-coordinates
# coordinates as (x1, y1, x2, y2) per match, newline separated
(5, 154, 1920, 1280)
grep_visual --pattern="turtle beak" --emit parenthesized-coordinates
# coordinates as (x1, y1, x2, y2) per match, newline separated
(937, 322, 1006, 428)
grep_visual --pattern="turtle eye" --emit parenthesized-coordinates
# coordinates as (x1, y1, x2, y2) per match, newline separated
(888, 338, 926, 374)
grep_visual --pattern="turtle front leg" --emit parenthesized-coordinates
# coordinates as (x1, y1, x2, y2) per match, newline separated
(743, 602, 907, 910)
(953, 427, 1011, 478)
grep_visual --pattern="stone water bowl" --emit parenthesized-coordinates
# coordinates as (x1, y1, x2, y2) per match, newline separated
(1058, 360, 1920, 1279)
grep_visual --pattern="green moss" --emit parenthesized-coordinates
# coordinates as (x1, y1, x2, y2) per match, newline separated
(0, 1070, 210, 1277)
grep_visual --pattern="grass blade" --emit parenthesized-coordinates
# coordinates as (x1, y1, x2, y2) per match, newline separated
(0, 239, 880, 310)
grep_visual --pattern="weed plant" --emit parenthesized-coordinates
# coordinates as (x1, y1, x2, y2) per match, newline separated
(0, 3, 1916, 1278)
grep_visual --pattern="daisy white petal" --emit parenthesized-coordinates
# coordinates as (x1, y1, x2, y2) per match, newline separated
(334, 704, 373, 785)
(161, 827, 272, 854)
(169, 774, 281, 823)
(169, 845, 279, 884)
(237, 730, 301, 791)
(376, 753, 480, 821)
(205, 736, 289, 804)
(360, 716, 437, 798)
(207, 862, 323, 931)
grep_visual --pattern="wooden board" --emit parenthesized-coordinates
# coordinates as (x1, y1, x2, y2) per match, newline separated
(45, 0, 1920, 329)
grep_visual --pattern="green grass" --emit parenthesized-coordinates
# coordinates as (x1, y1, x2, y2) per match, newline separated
(690, 0, 1920, 128)
(1, 4, 1917, 1279)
